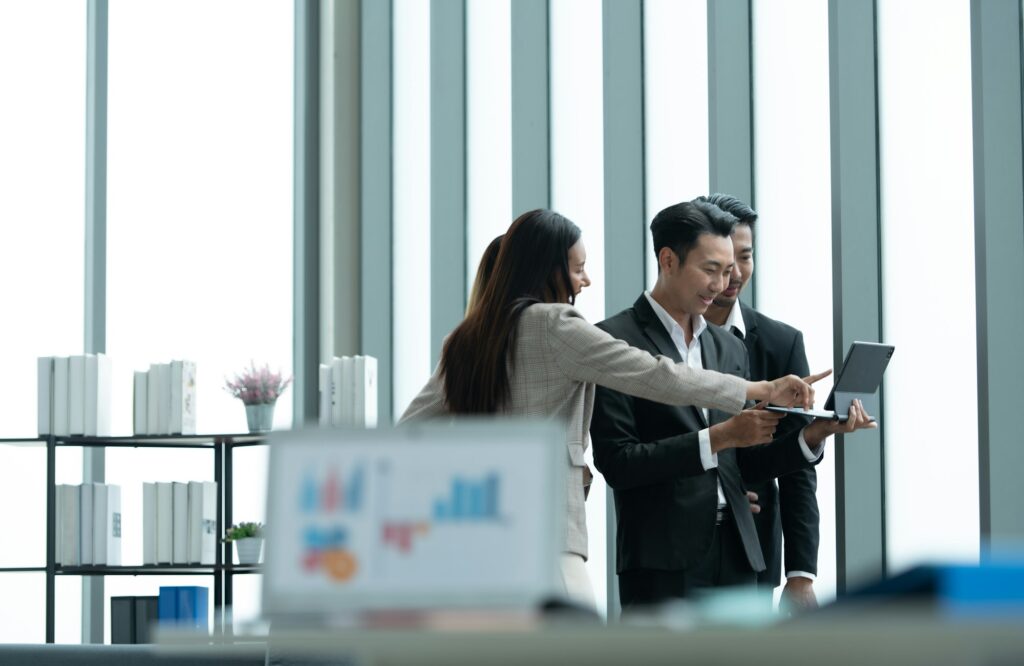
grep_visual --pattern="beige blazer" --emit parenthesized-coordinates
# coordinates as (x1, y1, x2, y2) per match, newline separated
(399, 303, 748, 559)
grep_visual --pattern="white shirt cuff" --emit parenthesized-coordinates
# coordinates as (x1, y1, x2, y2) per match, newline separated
(798, 427, 825, 462)
(698, 428, 717, 470)
(786, 571, 817, 581)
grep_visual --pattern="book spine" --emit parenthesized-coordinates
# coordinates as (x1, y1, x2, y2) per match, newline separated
(201, 481, 217, 565)
(142, 482, 157, 565)
(107, 484, 122, 566)
(181, 361, 196, 435)
(37, 357, 54, 436)
(330, 357, 343, 426)
(354, 355, 379, 428)
(53, 358, 70, 437)
(134, 371, 148, 436)
(147, 365, 160, 437)
(187, 481, 202, 564)
(158, 364, 172, 435)
(84, 354, 98, 436)
(340, 356, 355, 427)
(69, 355, 86, 436)
(61, 484, 80, 566)
(93, 483, 107, 565)
(79, 482, 94, 566)
(318, 363, 330, 426)
(156, 482, 173, 564)
(171, 482, 188, 564)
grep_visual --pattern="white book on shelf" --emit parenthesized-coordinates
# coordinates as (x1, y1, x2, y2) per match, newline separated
(329, 357, 343, 426)
(158, 364, 172, 435)
(341, 356, 355, 426)
(68, 355, 86, 436)
(353, 355, 378, 428)
(156, 482, 173, 564)
(55, 481, 64, 564)
(37, 356, 54, 436)
(318, 363, 330, 426)
(93, 483, 107, 565)
(60, 484, 80, 566)
(187, 481, 202, 564)
(142, 482, 157, 564)
(147, 365, 160, 436)
(201, 481, 217, 565)
(134, 371, 148, 436)
(53, 357, 70, 437)
(170, 360, 197, 435)
(79, 482, 94, 566)
(105, 484, 122, 566)
(172, 481, 188, 564)
(84, 353, 112, 436)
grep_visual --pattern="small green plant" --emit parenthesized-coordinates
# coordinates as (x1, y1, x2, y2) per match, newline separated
(224, 521, 264, 541)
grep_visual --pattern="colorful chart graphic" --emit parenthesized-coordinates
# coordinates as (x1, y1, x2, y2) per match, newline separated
(381, 521, 431, 554)
(432, 473, 500, 521)
(302, 524, 358, 581)
(301, 464, 365, 513)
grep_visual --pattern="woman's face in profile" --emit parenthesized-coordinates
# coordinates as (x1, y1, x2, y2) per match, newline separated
(567, 240, 592, 299)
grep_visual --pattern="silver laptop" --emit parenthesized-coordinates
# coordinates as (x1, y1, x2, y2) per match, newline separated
(765, 341, 894, 422)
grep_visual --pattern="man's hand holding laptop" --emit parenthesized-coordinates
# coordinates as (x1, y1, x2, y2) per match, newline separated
(802, 397, 877, 447)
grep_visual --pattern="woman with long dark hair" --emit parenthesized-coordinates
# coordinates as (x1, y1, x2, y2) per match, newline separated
(400, 209, 816, 608)
(465, 234, 502, 316)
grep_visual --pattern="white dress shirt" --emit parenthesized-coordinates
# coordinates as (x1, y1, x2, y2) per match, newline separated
(642, 292, 728, 507)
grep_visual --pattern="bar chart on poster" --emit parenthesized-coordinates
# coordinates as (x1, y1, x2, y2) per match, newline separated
(263, 423, 566, 614)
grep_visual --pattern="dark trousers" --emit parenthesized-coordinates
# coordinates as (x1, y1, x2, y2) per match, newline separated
(618, 515, 758, 610)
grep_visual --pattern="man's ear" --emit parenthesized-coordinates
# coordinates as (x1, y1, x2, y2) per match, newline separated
(658, 247, 675, 273)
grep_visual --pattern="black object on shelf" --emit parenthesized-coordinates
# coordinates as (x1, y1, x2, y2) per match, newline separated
(110, 596, 134, 644)
(35, 432, 268, 643)
(110, 595, 159, 644)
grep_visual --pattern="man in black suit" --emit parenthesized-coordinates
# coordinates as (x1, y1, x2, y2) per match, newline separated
(591, 201, 873, 608)
(699, 193, 820, 612)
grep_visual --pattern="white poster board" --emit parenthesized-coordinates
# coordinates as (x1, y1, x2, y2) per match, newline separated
(262, 421, 566, 617)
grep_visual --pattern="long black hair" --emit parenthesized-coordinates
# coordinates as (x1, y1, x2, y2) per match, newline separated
(441, 209, 581, 413)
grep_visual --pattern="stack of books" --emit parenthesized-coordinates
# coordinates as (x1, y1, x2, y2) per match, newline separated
(38, 355, 112, 437)
(55, 483, 122, 566)
(133, 361, 197, 435)
(318, 355, 378, 428)
(142, 481, 218, 565)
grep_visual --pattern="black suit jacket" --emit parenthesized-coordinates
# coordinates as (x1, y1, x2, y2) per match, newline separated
(739, 303, 820, 586)
(590, 295, 820, 575)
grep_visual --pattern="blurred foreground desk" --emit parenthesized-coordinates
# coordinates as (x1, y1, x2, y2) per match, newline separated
(160, 610, 1024, 666)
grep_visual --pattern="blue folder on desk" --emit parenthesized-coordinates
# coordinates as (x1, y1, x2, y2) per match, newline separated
(846, 563, 1024, 616)
(158, 585, 209, 630)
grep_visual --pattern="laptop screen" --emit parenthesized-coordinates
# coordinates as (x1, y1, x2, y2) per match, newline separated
(261, 420, 566, 619)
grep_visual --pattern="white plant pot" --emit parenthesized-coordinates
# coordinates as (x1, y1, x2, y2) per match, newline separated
(234, 537, 264, 565)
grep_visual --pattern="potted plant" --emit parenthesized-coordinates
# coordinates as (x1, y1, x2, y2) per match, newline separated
(224, 362, 292, 432)
(225, 521, 264, 565)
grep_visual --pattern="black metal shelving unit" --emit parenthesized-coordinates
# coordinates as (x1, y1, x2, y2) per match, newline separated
(0, 433, 267, 642)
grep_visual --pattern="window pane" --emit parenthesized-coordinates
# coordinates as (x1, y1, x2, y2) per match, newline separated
(878, 0, 978, 572)
(0, 573, 46, 643)
(107, 0, 294, 436)
(105, 0, 292, 629)
(0, 1, 85, 597)
(550, 0, 606, 616)
(392, 0, 432, 417)
(643, 0, 709, 286)
(753, 0, 836, 601)
(466, 0, 512, 295)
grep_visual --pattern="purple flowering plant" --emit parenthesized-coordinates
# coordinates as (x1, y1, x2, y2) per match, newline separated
(225, 362, 292, 405)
